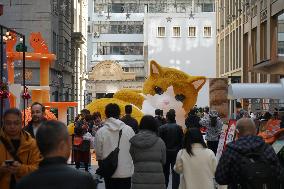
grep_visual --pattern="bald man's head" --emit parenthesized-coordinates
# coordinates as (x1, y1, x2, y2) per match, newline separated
(236, 118, 257, 137)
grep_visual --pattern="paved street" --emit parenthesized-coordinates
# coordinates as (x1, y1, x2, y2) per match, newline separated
(70, 152, 173, 189)
(78, 164, 173, 189)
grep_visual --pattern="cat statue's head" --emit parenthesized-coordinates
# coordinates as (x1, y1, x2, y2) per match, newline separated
(142, 60, 206, 126)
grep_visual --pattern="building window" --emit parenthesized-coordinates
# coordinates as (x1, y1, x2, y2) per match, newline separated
(65, 38, 69, 64)
(202, 3, 214, 12)
(67, 1, 71, 19)
(52, 0, 58, 15)
(84, 55, 87, 72)
(52, 32, 57, 54)
(95, 21, 143, 34)
(204, 26, 212, 37)
(278, 41, 284, 55)
(157, 27, 166, 37)
(144, 4, 148, 13)
(188, 27, 196, 37)
(53, 91, 59, 102)
(123, 67, 129, 72)
(98, 42, 143, 55)
(111, 3, 125, 13)
(172, 27, 181, 37)
(87, 25, 91, 33)
(278, 13, 284, 55)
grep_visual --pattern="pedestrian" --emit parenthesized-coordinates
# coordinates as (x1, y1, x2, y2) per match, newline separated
(235, 102, 248, 120)
(203, 106, 210, 119)
(73, 125, 93, 171)
(159, 110, 167, 125)
(259, 111, 272, 132)
(159, 109, 183, 189)
(174, 128, 217, 189)
(95, 103, 135, 189)
(215, 118, 284, 189)
(85, 114, 94, 133)
(24, 102, 46, 138)
(199, 110, 223, 154)
(75, 109, 91, 128)
(16, 120, 96, 189)
(91, 112, 104, 137)
(121, 105, 139, 134)
(130, 115, 166, 189)
(0, 108, 41, 189)
(154, 109, 163, 127)
(185, 108, 201, 128)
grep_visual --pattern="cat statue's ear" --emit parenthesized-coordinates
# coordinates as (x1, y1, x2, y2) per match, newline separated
(189, 76, 206, 92)
(150, 60, 163, 76)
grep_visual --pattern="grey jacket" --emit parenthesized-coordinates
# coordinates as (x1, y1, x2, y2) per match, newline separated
(130, 130, 166, 189)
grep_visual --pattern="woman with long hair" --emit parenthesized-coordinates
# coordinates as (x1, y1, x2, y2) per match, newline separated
(199, 110, 223, 154)
(130, 115, 166, 189)
(174, 128, 217, 189)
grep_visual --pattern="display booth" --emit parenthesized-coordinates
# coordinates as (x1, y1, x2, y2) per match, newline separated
(228, 78, 284, 118)
(2, 28, 77, 124)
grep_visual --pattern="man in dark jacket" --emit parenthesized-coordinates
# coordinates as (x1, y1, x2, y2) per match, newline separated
(215, 118, 284, 189)
(158, 109, 183, 189)
(25, 102, 46, 138)
(185, 108, 201, 128)
(154, 109, 166, 127)
(121, 105, 139, 134)
(16, 120, 95, 189)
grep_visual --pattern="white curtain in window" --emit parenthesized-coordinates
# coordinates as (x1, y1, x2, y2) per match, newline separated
(158, 27, 165, 37)
(173, 27, 180, 37)
(189, 27, 196, 37)
(204, 27, 212, 37)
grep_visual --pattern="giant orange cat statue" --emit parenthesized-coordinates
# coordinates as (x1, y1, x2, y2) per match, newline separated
(85, 60, 206, 127)
(30, 32, 49, 53)
(68, 60, 206, 133)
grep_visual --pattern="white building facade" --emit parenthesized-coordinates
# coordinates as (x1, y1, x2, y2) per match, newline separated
(72, 0, 89, 111)
(87, 1, 145, 98)
(87, 0, 215, 105)
(144, 11, 216, 107)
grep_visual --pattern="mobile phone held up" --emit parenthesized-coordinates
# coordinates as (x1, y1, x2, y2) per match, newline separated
(5, 160, 14, 166)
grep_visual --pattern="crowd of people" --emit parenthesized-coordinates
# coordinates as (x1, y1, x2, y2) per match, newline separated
(0, 101, 283, 189)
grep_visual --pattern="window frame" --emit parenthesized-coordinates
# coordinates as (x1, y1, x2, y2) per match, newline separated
(172, 26, 181, 38)
(203, 26, 212, 38)
(188, 26, 197, 38)
(157, 26, 166, 38)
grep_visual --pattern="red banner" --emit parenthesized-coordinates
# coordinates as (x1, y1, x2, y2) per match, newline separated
(216, 119, 237, 161)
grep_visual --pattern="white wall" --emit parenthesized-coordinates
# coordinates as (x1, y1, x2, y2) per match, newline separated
(145, 12, 216, 107)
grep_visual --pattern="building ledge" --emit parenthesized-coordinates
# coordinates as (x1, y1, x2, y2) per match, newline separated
(72, 32, 85, 44)
(253, 56, 284, 75)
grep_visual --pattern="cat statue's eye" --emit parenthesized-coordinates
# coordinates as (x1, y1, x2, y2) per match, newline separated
(154, 86, 164, 95)
(175, 94, 186, 102)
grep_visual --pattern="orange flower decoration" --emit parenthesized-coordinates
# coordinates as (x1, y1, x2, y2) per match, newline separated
(22, 107, 57, 127)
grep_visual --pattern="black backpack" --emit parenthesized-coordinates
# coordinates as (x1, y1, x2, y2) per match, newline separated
(238, 144, 278, 189)
(96, 129, 122, 178)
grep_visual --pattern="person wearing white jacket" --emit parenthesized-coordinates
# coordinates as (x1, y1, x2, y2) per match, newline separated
(174, 128, 217, 189)
(95, 103, 135, 189)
